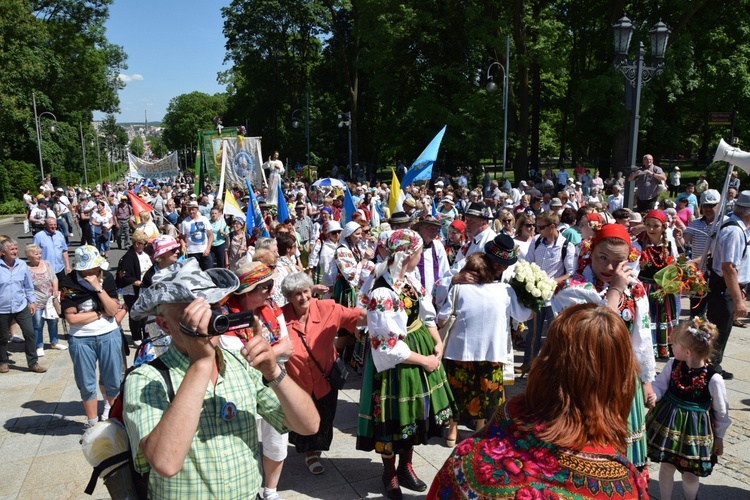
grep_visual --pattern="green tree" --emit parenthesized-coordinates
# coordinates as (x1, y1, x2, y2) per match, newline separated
(130, 136, 145, 157)
(161, 92, 227, 151)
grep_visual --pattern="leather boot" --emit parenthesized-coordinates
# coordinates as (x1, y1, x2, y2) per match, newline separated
(382, 454, 402, 499)
(397, 448, 427, 492)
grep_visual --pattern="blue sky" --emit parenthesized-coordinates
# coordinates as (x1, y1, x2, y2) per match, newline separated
(93, 0, 230, 124)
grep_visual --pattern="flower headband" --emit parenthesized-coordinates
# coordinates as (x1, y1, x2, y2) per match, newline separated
(687, 317, 711, 346)
(386, 229, 423, 255)
(486, 241, 518, 262)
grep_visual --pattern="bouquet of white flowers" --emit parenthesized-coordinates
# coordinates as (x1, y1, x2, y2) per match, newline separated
(509, 261, 557, 311)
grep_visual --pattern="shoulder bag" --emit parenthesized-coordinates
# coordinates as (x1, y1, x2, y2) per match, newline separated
(297, 331, 349, 390)
(438, 284, 460, 343)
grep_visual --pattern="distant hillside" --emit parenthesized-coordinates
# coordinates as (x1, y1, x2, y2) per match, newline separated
(118, 121, 162, 127)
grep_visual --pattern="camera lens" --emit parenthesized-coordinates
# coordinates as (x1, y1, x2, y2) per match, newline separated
(208, 312, 230, 336)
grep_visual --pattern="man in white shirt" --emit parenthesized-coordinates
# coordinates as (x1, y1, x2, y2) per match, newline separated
(180, 201, 214, 270)
(511, 181, 526, 206)
(607, 185, 624, 213)
(519, 210, 576, 375)
(412, 217, 449, 300)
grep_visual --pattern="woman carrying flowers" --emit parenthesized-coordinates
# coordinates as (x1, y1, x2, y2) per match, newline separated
(635, 210, 680, 358)
(551, 223, 655, 472)
(357, 229, 457, 499)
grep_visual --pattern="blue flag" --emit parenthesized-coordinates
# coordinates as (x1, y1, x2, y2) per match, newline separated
(431, 198, 439, 217)
(401, 125, 447, 187)
(245, 179, 269, 238)
(342, 186, 357, 223)
(276, 182, 290, 223)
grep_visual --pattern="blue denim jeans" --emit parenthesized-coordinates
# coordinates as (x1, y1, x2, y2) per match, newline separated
(68, 328, 122, 401)
(32, 307, 59, 347)
(523, 305, 554, 364)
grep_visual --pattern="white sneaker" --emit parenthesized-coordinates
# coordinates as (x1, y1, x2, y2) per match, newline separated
(36, 347, 45, 357)
(50, 343, 68, 350)
(10, 335, 24, 343)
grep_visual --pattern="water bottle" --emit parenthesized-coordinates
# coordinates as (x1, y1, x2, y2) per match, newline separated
(117, 288, 124, 308)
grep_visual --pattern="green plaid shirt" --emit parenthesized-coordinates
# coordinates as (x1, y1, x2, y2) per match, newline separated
(123, 345, 287, 499)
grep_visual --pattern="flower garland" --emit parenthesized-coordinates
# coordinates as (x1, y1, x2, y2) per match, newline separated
(671, 360, 707, 392)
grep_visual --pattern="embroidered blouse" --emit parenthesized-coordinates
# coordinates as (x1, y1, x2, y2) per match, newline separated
(551, 266, 655, 383)
(360, 272, 436, 373)
(334, 240, 375, 292)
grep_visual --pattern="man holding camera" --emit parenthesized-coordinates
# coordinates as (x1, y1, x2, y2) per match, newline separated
(123, 258, 318, 499)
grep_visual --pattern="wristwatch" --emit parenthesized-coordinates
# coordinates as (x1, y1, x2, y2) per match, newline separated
(262, 364, 286, 388)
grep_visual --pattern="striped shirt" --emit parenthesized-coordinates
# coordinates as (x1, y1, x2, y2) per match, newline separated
(124, 345, 287, 500)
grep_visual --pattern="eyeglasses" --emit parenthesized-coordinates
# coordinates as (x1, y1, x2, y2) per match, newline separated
(536, 223, 551, 230)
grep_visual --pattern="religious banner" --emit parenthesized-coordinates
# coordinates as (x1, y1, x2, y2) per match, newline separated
(212, 135, 266, 190)
(128, 152, 179, 179)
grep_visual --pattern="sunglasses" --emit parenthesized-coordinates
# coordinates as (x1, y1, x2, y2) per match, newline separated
(258, 283, 274, 292)
(536, 223, 551, 230)
(524, 223, 535, 228)
(503, 219, 513, 223)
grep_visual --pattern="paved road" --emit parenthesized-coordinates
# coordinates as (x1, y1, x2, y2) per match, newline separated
(0, 216, 748, 499)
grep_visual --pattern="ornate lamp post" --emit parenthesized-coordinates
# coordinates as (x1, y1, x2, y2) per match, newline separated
(338, 111, 352, 179)
(32, 92, 58, 182)
(613, 15, 670, 208)
(486, 35, 510, 177)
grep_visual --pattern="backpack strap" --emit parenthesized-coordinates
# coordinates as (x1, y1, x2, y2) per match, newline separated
(85, 452, 131, 495)
(148, 357, 175, 401)
(719, 220, 748, 259)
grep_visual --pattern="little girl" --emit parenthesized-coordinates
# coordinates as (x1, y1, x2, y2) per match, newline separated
(645, 318, 731, 500)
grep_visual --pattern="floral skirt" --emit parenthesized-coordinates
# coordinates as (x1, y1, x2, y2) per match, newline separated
(443, 359, 504, 425)
(356, 321, 457, 455)
(626, 375, 647, 468)
(646, 391, 715, 477)
(642, 281, 679, 358)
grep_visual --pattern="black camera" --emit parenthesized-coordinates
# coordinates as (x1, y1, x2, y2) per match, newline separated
(207, 310, 255, 336)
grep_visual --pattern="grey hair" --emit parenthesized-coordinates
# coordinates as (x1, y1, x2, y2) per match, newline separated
(281, 272, 314, 299)
(734, 204, 750, 217)
(255, 237, 276, 251)
(0, 238, 18, 252)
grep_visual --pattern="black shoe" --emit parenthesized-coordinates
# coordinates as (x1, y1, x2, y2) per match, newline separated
(382, 472, 402, 499)
(397, 466, 427, 492)
(721, 370, 734, 380)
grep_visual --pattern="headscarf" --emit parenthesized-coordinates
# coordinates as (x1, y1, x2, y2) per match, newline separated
(362, 229, 423, 298)
(645, 209, 667, 224)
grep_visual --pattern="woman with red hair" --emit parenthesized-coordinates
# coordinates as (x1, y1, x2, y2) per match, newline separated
(551, 223, 655, 472)
(429, 304, 647, 499)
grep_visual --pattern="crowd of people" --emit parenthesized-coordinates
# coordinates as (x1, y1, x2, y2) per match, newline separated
(0, 154, 742, 499)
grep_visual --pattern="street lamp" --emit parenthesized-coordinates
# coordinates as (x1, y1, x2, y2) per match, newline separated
(82, 129, 102, 182)
(292, 91, 311, 170)
(32, 91, 58, 182)
(338, 111, 352, 180)
(613, 15, 670, 208)
(486, 35, 510, 177)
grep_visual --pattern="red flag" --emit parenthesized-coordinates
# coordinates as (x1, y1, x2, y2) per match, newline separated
(127, 190, 154, 223)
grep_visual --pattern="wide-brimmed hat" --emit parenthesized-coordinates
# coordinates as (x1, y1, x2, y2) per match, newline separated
(484, 234, 518, 266)
(403, 198, 417, 208)
(234, 261, 276, 295)
(389, 211, 411, 225)
(152, 235, 181, 259)
(74, 245, 108, 271)
(187, 201, 199, 208)
(440, 196, 454, 205)
(326, 220, 343, 234)
(342, 221, 363, 239)
(131, 258, 240, 320)
(734, 191, 750, 207)
(550, 197, 563, 207)
(412, 216, 442, 231)
(464, 202, 493, 220)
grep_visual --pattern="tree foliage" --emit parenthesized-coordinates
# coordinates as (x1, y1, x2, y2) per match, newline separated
(161, 92, 228, 151)
(0, 0, 125, 191)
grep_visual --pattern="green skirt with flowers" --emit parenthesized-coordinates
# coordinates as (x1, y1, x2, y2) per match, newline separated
(356, 320, 457, 455)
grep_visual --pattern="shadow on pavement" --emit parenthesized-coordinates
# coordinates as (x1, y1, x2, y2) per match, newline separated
(4, 414, 86, 435)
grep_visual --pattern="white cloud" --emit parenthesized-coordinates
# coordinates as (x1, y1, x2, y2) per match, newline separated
(119, 73, 144, 83)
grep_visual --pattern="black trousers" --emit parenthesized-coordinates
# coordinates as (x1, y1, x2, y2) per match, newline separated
(706, 274, 734, 369)
(124, 294, 146, 342)
(636, 196, 659, 212)
(0, 306, 38, 367)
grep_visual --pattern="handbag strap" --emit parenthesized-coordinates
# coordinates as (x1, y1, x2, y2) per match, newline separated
(295, 329, 331, 382)
(443, 284, 460, 346)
